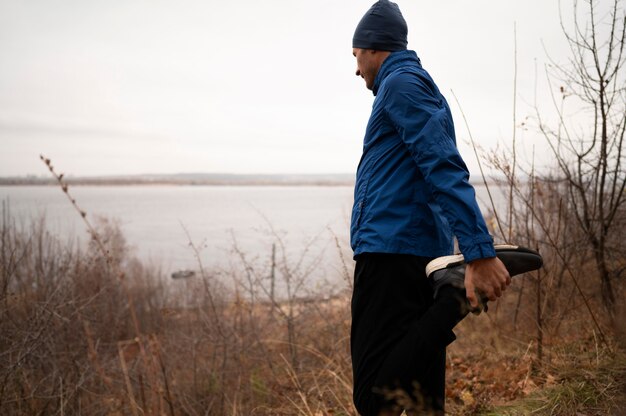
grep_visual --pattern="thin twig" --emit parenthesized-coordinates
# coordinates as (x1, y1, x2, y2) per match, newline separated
(450, 91, 508, 243)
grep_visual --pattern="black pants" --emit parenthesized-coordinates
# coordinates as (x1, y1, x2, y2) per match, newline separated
(351, 253, 458, 415)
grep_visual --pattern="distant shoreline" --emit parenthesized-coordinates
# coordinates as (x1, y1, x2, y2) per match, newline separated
(0, 178, 497, 187)
(0, 173, 498, 187)
(0, 180, 356, 187)
(0, 174, 356, 187)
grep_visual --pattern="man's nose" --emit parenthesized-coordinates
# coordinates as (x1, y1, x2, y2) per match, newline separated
(356, 68, 361, 77)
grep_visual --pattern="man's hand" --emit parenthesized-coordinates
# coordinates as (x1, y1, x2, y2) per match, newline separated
(465, 257, 511, 309)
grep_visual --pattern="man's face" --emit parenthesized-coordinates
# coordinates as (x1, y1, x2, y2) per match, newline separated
(352, 48, 382, 90)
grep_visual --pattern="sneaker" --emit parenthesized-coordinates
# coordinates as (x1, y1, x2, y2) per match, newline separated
(426, 244, 543, 313)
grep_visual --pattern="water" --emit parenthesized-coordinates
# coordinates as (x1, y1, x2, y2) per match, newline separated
(0, 185, 355, 277)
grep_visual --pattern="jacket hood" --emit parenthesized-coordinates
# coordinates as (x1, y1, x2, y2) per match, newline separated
(372, 50, 421, 96)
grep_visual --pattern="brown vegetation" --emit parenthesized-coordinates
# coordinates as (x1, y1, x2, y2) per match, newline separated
(0, 202, 355, 415)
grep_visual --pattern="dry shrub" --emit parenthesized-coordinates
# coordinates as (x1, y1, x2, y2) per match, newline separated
(0, 209, 163, 415)
(0, 203, 356, 415)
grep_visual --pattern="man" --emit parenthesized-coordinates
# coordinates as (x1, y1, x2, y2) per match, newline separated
(349, 1, 512, 415)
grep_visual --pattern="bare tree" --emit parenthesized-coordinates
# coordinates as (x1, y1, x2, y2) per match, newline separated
(538, 0, 626, 314)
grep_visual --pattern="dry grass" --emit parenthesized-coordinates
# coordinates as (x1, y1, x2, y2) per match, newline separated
(477, 346, 626, 415)
(2, 205, 625, 415)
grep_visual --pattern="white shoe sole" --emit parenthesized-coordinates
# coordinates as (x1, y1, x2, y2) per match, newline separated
(425, 244, 533, 277)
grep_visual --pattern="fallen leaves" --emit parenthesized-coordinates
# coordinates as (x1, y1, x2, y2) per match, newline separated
(446, 351, 538, 412)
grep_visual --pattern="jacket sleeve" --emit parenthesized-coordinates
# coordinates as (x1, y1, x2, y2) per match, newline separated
(381, 71, 496, 262)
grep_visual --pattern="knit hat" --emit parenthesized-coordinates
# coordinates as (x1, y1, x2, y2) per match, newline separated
(352, 0, 408, 51)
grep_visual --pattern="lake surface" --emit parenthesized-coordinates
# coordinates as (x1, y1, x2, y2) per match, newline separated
(0, 185, 355, 277)
(0, 184, 502, 282)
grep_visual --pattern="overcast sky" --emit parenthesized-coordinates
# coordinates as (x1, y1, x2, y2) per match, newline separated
(0, 0, 601, 177)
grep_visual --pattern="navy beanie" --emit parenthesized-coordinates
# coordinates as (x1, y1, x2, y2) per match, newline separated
(352, 0, 407, 51)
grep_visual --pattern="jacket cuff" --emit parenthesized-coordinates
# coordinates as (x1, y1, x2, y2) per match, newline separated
(461, 237, 496, 263)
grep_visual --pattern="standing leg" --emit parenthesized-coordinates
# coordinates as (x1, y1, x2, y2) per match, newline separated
(351, 253, 451, 415)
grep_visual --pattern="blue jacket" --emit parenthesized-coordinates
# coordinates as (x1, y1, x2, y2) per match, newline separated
(350, 50, 495, 263)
